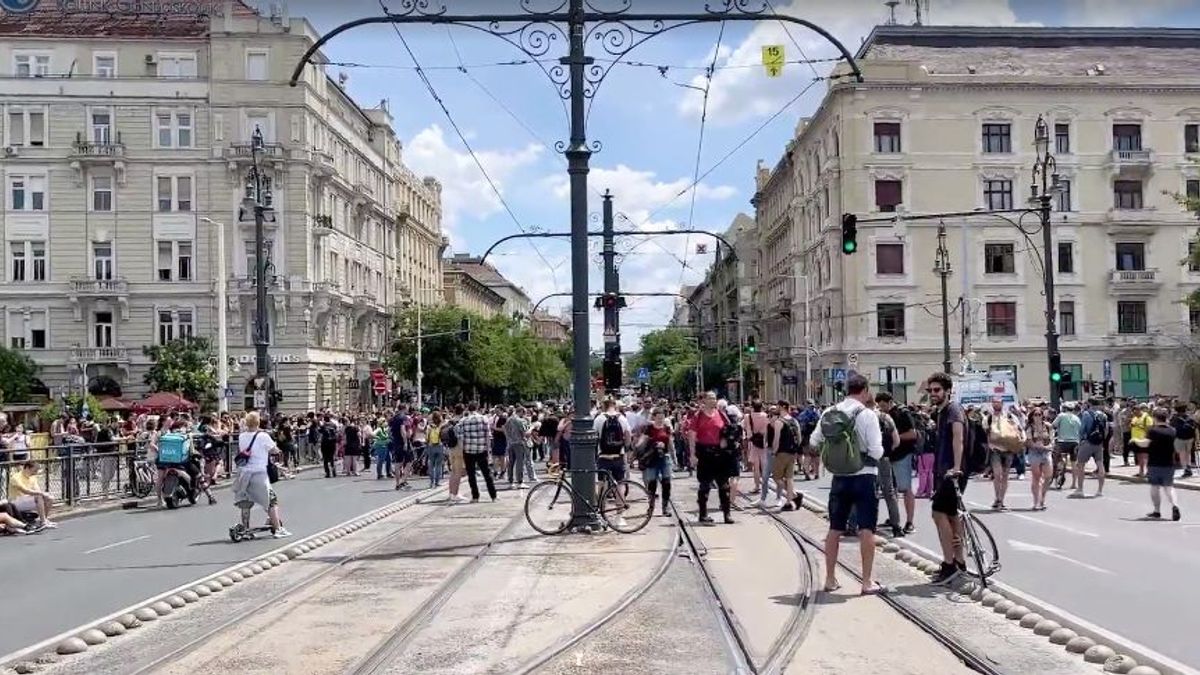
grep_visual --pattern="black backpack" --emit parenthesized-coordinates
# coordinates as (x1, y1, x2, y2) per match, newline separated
(778, 416, 801, 454)
(442, 422, 458, 449)
(599, 415, 625, 453)
(719, 412, 743, 453)
(1086, 411, 1108, 445)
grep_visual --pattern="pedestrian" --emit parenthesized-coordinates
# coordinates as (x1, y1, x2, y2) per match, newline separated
(456, 402, 496, 502)
(636, 407, 673, 517)
(687, 392, 735, 525)
(1170, 403, 1196, 479)
(389, 405, 412, 490)
(504, 407, 533, 489)
(984, 397, 1024, 511)
(1130, 403, 1153, 478)
(425, 411, 447, 488)
(810, 373, 885, 595)
(768, 402, 803, 511)
(878, 394, 917, 534)
(372, 421, 392, 480)
(490, 408, 509, 482)
(319, 414, 338, 478)
(594, 399, 631, 511)
(925, 373, 969, 585)
(445, 406, 467, 502)
(872, 393, 906, 537)
(745, 401, 770, 499)
(1052, 402, 1081, 491)
(343, 416, 361, 477)
(915, 410, 936, 499)
(1073, 398, 1108, 497)
(1025, 407, 1053, 511)
(1145, 407, 1182, 521)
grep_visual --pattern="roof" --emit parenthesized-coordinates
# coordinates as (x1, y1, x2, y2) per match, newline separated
(0, 1, 258, 39)
(446, 255, 529, 299)
(857, 25, 1200, 79)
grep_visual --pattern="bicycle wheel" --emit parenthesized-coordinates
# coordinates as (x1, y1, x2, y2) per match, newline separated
(600, 480, 653, 534)
(524, 479, 573, 535)
(960, 511, 1001, 581)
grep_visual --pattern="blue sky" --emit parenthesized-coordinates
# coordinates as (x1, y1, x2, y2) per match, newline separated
(287, 0, 1200, 348)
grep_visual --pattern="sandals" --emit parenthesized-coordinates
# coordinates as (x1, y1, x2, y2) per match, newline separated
(823, 581, 842, 592)
(861, 583, 888, 596)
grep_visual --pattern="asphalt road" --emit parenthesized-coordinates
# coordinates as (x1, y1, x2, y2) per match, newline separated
(790, 471, 1200, 668)
(0, 470, 434, 657)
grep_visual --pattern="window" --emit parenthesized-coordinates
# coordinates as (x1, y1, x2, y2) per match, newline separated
(93, 242, 113, 280)
(8, 175, 45, 211)
(90, 109, 112, 144)
(1113, 124, 1143, 152)
(876, 243, 904, 275)
(243, 239, 273, 276)
(1188, 179, 1200, 203)
(1057, 242, 1074, 274)
(7, 106, 46, 147)
(984, 179, 1014, 210)
(873, 122, 901, 153)
(245, 50, 268, 81)
(9, 241, 46, 282)
(93, 53, 116, 78)
(1192, 305, 1200, 334)
(156, 241, 193, 281)
(158, 310, 175, 344)
(156, 53, 197, 78)
(1117, 301, 1147, 334)
(1056, 179, 1072, 212)
(877, 303, 906, 338)
(1115, 242, 1145, 271)
(981, 123, 1012, 153)
(874, 179, 902, 212)
(1055, 123, 1070, 154)
(14, 52, 50, 78)
(1120, 363, 1150, 399)
(177, 310, 194, 339)
(154, 110, 193, 148)
(1189, 242, 1200, 273)
(91, 176, 113, 212)
(985, 302, 1017, 337)
(9, 311, 48, 350)
(1114, 180, 1143, 210)
(1059, 300, 1076, 336)
(94, 311, 113, 348)
(1188, 124, 1200, 154)
(156, 175, 193, 212)
(984, 243, 1016, 274)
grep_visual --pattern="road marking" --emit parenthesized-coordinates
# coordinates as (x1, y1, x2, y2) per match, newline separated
(85, 535, 151, 555)
(1008, 539, 1113, 575)
(967, 501, 1099, 537)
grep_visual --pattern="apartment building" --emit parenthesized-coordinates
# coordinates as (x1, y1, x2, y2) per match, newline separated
(0, 2, 444, 412)
(752, 25, 1200, 404)
(530, 310, 570, 345)
(442, 262, 506, 319)
(444, 254, 532, 319)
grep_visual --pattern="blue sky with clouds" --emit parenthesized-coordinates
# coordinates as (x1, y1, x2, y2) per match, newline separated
(288, 0, 1200, 348)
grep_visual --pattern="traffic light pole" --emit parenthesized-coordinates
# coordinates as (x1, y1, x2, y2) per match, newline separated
(601, 191, 620, 397)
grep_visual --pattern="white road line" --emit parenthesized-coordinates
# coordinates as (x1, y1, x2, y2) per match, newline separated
(967, 501, 1100, 537)
(1008, 539, 1114, 575)
(84, 535, 151, 555)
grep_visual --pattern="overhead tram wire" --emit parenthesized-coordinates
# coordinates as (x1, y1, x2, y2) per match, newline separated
(678, 21, 727, 291)
(376, 0, 562, 291)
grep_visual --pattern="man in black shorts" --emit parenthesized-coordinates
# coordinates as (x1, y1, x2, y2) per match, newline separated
(925, 372, 968, 585)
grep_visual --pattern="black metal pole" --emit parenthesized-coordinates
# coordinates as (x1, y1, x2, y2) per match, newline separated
(935, 222, 952, 374)
(250, 140, 271, 412)
(565, 0, 599, 530)
(1041, 192, 1060, 408)
(602, 190, 620, 398)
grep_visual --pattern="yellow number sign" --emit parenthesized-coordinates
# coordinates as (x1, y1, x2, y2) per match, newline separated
(762, 44, 785, 77)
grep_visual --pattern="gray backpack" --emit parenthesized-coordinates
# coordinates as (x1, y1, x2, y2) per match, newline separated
(819, 407, 865, 475)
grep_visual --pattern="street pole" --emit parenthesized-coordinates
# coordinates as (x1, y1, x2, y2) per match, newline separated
(802, 271, 811, 402)
(202, 217, 229, 413)
(564, 0, 600, 530)
(601, 190, 620, 399)
(1032, 115, 1061, 409)
(248, 127, 272, 414)
(416, 294, 423, 407)
(934, 222, 953, 374)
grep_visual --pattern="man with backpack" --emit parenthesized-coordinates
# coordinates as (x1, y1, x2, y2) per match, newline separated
(1170, 403, 1196, 479)
(809, 373, 885, 595)
(1073, 398, 1109, 497)
(593, 399, 631, 484)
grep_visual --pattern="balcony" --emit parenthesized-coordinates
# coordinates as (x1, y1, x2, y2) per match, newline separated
(225, 142, 287, 168)
(68, 277, 129, 320)
(1108, 148, 1153, 176)
(231, 275, 284, 294)
(312, 214, 334, 237)
(1109, 268, 1160, 292)
(70, 346, 130, 363)
(355, 181, 375, 198)
(313, 150, 335, 177)
(69, 137, 125, 163)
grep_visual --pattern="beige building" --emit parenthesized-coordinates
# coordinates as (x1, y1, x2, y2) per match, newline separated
(442, 262, 506, 319)
(531, 310, 570, 345)
(752, 25, 1200, 404)
(0, 2, 444, 412)
(443, 254, 532, 319)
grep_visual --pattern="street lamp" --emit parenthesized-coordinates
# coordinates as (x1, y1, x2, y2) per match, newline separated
(1031, 114, 1064, 407)
(244, 125, 274, 414)
(933, 221, 953, 374)
(199, 216, 229, 412)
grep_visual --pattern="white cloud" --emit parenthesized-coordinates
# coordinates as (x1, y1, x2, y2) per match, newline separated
(1063, 0, 1192, 25)
(678, 0, 1033, 125)
(547, 164, 737, 221)
(402, 124, 545, 242)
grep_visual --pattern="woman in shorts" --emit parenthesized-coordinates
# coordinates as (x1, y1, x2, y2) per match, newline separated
(1025, 407, 1053, 511)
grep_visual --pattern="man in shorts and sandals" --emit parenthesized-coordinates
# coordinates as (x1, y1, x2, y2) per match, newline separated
(769, 401, 804, 512)
(1073, 398, 1108, 498)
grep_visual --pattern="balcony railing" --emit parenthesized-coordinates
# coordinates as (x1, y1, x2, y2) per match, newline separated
(70, 346, 129, 362)
(226, 142, 286, 161)
(312, 214, 334, 236)
(70, 137, 125, 161)
(69, 277, 128, 295)
(1113, 149, 1151, 163)
(1110, 268, 1159, 284)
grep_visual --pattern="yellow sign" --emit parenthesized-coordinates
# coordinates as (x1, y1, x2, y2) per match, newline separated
(762, 44, 785, 77)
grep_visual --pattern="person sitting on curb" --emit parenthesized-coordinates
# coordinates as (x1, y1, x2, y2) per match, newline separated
(0, 498, 44, 534)
(8, 461, 57, 529)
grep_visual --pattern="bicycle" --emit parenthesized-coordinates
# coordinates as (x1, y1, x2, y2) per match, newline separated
(524, 468, 653, 535)
(952, 481, 1001, 585)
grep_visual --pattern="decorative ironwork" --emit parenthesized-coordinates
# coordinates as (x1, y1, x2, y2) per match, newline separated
(380, 0, 447, 17)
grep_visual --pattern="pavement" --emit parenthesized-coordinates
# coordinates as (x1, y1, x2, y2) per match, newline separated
(788, 469, 1200, 669)
(1107, 462, 1200, 490)
(0, 468, 432, 658)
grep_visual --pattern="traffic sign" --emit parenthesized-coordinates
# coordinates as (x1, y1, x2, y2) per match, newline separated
(832, 368, 847, 383)
(223, 387, 236, 399)
(636, 367, 650, 383)
(848, 353, 859, 368)
(1103, 359, 1112, 381)
(252, 390, 267, 409)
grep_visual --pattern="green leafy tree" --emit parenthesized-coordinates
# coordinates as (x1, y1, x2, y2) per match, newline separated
(39, 393, 110, 426)
(0, 345, 39, 404)
(631, 328, 702, 396)
(143, 337, 217, 408)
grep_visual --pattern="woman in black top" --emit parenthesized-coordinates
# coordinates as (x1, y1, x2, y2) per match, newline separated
(343, 417, 361, 477)
(1145, 408, 1181, 521)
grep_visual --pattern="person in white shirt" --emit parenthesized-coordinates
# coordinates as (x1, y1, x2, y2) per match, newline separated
(809, 373, 885, 595)
(232, 412, 291, 538)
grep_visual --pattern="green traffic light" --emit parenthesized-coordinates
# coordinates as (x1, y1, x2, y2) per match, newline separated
(1050, 372, 1062, 383)
(843, 241, 857, 253)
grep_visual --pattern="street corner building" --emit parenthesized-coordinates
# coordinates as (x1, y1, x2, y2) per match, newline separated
(0, 1, 448, 412)
(741, 24, 1200, 404)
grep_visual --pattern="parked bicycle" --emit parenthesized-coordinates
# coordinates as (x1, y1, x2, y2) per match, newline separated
(955, 483, 1000, 585)
(524, 468, 652, 535)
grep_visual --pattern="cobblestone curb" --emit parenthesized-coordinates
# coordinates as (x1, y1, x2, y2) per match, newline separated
(794, 491, 1196, 675)
(1, 486, 441, 673)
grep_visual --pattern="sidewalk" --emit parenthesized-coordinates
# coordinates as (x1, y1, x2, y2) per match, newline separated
(1105, 463, 1200, 491)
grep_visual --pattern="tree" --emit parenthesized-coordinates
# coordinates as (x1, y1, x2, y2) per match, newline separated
(143, 337, 217, 408)
(39, 393, 110, 426)
(631, 328, 702, 396)
(0, 345, 38, 404)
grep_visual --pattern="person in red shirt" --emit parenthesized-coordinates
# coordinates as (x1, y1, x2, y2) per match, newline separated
(687, 391, 735, 524)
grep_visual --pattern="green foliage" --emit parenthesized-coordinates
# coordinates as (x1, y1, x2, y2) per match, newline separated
(1165, 186, 1200, 308)
(39, 393, 110, 426)
(631, 328, 702, 396)
(143, 337, 218, 409)
(387, 306, 569, 403)
(0, 345, 39, 404)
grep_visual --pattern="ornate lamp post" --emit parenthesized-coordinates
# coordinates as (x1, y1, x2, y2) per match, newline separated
(1031, 115, 1063, 407)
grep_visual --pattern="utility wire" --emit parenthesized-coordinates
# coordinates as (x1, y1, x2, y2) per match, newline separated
(323, 55, 844, 72)
(377, 0, 561, 291)
(678, 21, 727, 291)
(764, 0, 825, 81)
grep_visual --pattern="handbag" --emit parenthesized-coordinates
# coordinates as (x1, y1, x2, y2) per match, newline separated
(267, 460, 280, 483)
(989, 415, 1024, 454)
(235, 431, 261, 467)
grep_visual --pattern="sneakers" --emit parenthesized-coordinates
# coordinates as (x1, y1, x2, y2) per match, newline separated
(1173, 506, 1182, 522)
(23, 521, 45, 534)
(781, 503, 794, 512)
(793, 494, 804, 511)
(903, 522, 915, 534)
(42, 520, 58, 529)
(723, 513, 735, 525)
(273, 528, 293, 539)
(698, 515, 715, 525)
(930, 562, 962, 585)
(661, 506, 669, 517)
(1184, 470, 1194, 479)
(1147, 511, 1162, 519)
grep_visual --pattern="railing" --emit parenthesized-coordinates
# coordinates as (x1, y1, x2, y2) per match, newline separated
(1110, 269, 1158, 283)
(227, 142, 286, 160)
(70, 277, 127, 295)
(1112, 148, 1151, 163)
(69, 346, 129, 362)
(312, 214, 334, 236)
(70, 140, 125, 159)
